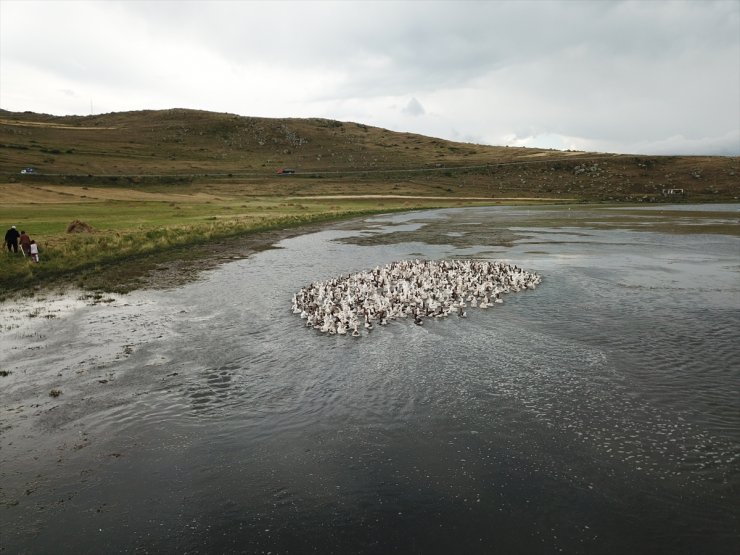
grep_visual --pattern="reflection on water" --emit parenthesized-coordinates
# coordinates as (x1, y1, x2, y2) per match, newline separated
(1, 204, 738, 554)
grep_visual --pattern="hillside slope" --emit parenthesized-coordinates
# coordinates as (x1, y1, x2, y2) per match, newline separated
(1, 108, 738, 201)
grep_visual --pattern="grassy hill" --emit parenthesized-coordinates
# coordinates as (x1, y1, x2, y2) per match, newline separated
(1, 108, 738, 202)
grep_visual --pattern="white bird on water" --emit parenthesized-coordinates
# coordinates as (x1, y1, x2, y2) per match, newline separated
(292, 259, 541, 337)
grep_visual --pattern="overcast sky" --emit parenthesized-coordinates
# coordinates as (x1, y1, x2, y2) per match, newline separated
(1, 0, 738, 155)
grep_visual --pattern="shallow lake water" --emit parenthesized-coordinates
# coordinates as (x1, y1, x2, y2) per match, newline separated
(1, 204, 739, 554)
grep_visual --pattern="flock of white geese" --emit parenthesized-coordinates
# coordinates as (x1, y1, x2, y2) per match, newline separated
(292, 259, 541, 337)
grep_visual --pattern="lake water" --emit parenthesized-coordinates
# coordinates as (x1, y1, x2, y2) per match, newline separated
(1, 204, 738, 554)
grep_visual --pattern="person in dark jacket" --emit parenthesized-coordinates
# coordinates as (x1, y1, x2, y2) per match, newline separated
(4, 225, 20, 253)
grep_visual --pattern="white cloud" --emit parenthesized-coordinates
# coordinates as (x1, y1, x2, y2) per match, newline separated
(402, 98, 425, 117)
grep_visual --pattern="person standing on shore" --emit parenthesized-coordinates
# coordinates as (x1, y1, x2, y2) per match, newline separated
(19, 230, 31, 256)
(5, 225, 20, 253)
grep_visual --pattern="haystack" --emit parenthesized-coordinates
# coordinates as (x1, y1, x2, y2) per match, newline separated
(66, 219, 95, 233)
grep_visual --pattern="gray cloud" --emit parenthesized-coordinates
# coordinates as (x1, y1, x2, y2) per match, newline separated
(1, 0, 737, 155)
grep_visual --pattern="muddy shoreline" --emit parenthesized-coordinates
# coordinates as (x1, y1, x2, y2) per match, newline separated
(132, 221, 338, 291)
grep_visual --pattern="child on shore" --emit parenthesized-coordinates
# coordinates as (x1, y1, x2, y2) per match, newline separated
(29, 240, 39, 263)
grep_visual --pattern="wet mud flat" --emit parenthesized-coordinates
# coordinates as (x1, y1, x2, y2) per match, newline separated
(334, 203, 740, 249)
(1, 203, 739, 554)
(0, 291, 174, 499)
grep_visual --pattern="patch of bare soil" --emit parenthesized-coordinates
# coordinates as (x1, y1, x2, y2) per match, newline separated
(0, 118, 118, 130)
